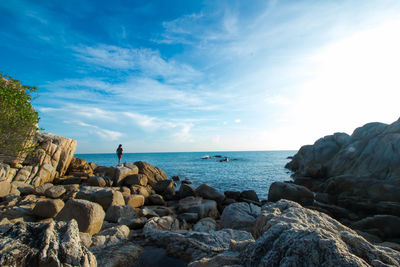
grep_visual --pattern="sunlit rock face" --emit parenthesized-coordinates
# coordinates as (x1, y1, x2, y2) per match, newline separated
(286, 118, 400, 180)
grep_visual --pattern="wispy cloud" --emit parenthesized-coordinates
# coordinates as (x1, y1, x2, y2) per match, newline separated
(72, 44, 201, 82)
(64, 120, 123, 141)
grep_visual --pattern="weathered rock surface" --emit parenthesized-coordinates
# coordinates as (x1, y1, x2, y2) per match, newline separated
(143, 216, 180, 233)
(67, 157, 93, 177)
(286, 118, 400, 180)
(56, 199, 105, 235)
(75, 186, 125, 211)
(0, 180, 11, 197)
(154, 179, 175, 200)
(124, 173, 148, 186)
(33, 199, 65, 218)
(178, 183, 196, 198)
(134, 161, 168, 187)
(113, 164, 139, 186)
(105, 205, 136, 223)
(144, 228, 254, 262)
(220, 202, 260, 232)
(268, 181, 314, 206)
(243, 200, 400, 266)
(92, 225, 130, 247)
(90, 242, 142, 267)
(193, 217, 217, 232)
(0, 220, 96, 266)
(125, 194, 145, 208)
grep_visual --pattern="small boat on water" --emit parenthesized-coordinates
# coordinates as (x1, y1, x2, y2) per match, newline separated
(201, 155, 211, 159)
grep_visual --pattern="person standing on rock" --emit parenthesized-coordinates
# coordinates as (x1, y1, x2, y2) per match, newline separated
(116, 144, 123, 166)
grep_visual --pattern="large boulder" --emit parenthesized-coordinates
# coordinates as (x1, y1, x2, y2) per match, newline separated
(90, 242, 142, 267)
(220, 202, 260, 232)
(134, 161, 168, 187)
(286, 118, 400, 180)
(0, 220, 96, 266)
(143, 216, 180, 233)
(113, 164, 139, 186)
(75, 186, 125, 211)
(105, 205, 137, 223)
(195, 184, 225, 203)
(351, 215, 400, 239)
(33, 199, 65, 218)
(26, 132, 77, 185)
(91, 225, 130, 247)
(268, 181, 314, 206)
(244, 199, 400, 266)
(178, 183, 196, 199)
(56, 199, 105, 235)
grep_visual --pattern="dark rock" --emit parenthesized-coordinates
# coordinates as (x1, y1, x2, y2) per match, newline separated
(268, 181, 314, 206)
(195, 184, 225, 203)
(172, 176, 180, 181)
(240, 190, 259, 203)
(177, 212, 199, 223)
(178, 183, 196, 199)
(154, 180, 175, 200)
(225, 190, 241, 201)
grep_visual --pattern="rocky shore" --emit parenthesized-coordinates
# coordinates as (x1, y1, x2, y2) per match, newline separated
(1, 123, 400, 266)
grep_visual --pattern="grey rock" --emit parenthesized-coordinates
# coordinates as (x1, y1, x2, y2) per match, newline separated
(178, 196, 219, 219)
(148, 194, 166, 205)
(193, 217, 217, 232)
(124, 173, 148, 186)
(144, 228, 254, 262)
(90, 242, 143, 267)
(244, 199, 400, 266)
(91, 225, 130, 247)
(0, 220, 96, 266)
(221, 202, 260, 232)
(143, 216, 180, 233)
(113, 165, 139, 186)
(178, 212, 199, 223)
(105, 205, 137, 223)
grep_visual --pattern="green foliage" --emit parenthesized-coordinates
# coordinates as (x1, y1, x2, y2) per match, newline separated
(0, 73, 40, 163)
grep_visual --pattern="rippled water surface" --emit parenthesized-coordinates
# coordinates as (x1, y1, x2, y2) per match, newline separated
(76, 151, 296, 200)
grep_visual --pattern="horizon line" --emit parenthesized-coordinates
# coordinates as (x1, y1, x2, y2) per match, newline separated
(75, 149, 298, 155)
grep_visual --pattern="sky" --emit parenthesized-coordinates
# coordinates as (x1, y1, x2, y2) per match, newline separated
(1, 0, 400, 153)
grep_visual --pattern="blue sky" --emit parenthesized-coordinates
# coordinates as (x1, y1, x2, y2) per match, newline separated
(1, 0, 400, 153)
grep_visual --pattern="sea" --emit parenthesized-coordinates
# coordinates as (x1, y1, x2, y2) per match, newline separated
(76, 150, 296, 201)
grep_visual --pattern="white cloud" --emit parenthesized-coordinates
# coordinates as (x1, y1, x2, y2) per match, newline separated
(65, 120, 123, 141)
(72, 44, 201, 82)
(234, 119, 241, 123)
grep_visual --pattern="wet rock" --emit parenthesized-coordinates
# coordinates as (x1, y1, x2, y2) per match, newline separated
(245, 199, 400, 266)
(56, 199, 105, 235)
(268, 181, 314, 206)
(0, 219, 96, 266)
(33, 199, 65, 218)
(221, 202, 260, 232)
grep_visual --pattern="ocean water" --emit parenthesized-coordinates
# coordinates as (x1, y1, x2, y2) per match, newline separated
(76, 151, 296, 200)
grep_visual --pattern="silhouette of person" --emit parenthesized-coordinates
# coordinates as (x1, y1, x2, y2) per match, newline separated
(116, 144, 123, 166)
